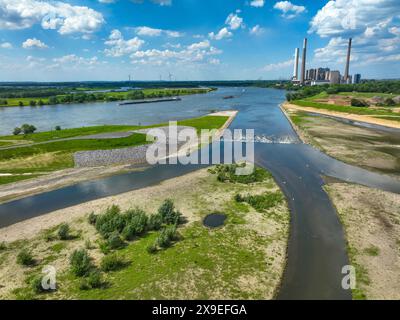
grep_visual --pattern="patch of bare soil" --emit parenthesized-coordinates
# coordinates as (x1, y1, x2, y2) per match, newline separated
(325, 183, 400, 300)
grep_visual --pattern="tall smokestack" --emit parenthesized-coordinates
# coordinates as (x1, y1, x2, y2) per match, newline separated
(293, 48, 299, 80)
(300, 38, 307, 85)
(344, 38, 352, 83)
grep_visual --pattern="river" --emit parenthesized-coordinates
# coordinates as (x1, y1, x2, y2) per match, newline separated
(1, 87, 399, 299)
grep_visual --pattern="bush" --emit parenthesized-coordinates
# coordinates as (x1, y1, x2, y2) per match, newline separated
(0, 242, 7, 251)
(13, 127, 21, 135)
(351, 98, 369, 107)
(17, 249, 35, 266)
(146, 243, 158, 254)
(156, 225, 178, 249)
(234, 192, 284, 212)
(212, 164, 269, 184)
(122, 208, 148, 240)
(95, 205, 125, 238)
(31, 275, 51, 294)
(99, 241, 111, 255)
(19, 101, 24, 107)
(88, 212, 97, 225)
(385, 98, 396, 106)
(55, 125, 61, 131)
(158, 199, 182, 225)
(147, 213, 163, 231)
(58, 223, 70, 240)
(101, 254, 126, 272)
(107, 231, 125, 250)
(80, 270, 103, 290)
(70, 249, 93, 277)
(21, 123, 37, 135)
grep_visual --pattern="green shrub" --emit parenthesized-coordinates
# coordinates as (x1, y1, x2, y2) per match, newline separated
(147, 213, 163, 231)
(58, 223, 70, 240)
(385, 98, 396, 106)
(101, 254, 126, 272)
(55, 126, 62, 131)
(146, 243, 158, 254)
(80, 270, 104, 290)
(107, 232, 125, 250)
(158, 199, 182, 225)
(13, 127, 21, 136)
(16, 249, 35, 266)
(212, 164, 269, 184)
(85, 239, 94, 250)
(351, 98, 369, 107)
(69, 249, 93, 277)
(95, 205, 125, 238)
(31, 275, 46, 294)
(234, 192, 284, 212)
(122, 208, 148, 240)
(99, 241, 111, 255)
(88, 212, 97, 225)
(156, 225, 178, 249)
(0, 242, 7, 251)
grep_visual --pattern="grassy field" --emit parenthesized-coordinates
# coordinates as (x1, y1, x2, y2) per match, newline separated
(0, 115, 229, 184)
(0, 88, 212, 107)
(292, 99, 399, 118)
(0, 166, 289, 300)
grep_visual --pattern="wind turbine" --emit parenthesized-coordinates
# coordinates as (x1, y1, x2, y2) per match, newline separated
(168, 72, 173, 82)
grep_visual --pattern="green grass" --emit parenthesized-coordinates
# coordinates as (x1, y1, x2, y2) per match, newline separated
(0, 174, 41, 185)
(0, 115, 231, 185)
(292, 99, 395, 116)
(337, 92, 396, 99)
(0, 88, 212, 108)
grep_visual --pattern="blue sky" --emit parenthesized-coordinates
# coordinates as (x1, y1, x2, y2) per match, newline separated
(0, 0, 399, 81)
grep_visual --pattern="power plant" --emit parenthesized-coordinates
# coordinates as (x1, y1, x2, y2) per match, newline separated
(300, 38, 307, 85)
(292, 48, 299, 81)
(292, 37, 360, 86)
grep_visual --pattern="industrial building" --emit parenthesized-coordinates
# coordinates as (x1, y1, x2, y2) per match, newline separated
(291, 37, 360, 86)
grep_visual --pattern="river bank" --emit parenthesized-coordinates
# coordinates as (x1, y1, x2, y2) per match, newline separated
(0, 166, 289, 300)
(325, 181, 400, 300)
(0, 111, 237, 203)
(281, 103, 400, 177)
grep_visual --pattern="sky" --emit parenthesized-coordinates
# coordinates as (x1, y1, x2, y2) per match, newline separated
(0, 0, 399, 81)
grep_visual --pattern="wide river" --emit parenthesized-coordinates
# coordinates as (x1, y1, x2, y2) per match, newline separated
(1, 87, 400, 299)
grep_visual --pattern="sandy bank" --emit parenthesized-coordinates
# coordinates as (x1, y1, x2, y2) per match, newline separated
(283, 102, 400, 129)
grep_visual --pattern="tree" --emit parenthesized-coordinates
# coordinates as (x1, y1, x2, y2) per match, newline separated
(19, 101, 24, 107)
(21, 124, 37, 135)
(38, 100, 44, 106)
(13, 127, 22, 136)
(55, 126, 61, 131)
(29, 100, 37, 107)
(48, 96, 59, 105)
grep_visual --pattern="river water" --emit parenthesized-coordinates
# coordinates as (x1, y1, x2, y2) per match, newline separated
(1, 87, 399, 299)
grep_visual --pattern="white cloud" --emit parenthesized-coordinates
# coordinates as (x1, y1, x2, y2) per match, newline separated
(135, 26, 183, 37)
(273, 1, 306, 19)
(130, 40, 222, 66)
(225, 13, 244, 30)
(22, 38, 48, 49)
(98, 0, 116, 3)
(310, 0, 400, 68)
(209, 27, 233, 40)
(0, 0, 104, 35)
(249, 25, 265, 36)
(104, 29, 145, 57)
(262, 59, 293, 72)
(250, 0, 265, 8)
(0, 42, 12, 49)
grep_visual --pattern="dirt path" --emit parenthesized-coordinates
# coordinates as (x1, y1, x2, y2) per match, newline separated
(283, 102, 400, 129)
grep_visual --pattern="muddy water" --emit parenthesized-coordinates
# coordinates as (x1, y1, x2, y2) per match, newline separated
(1, 87, 400, 299)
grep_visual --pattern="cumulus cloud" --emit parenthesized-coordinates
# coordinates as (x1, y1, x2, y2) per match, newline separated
(209, 27, 233, 40)
(104, 29, 145, 57)
(135, 26, 183, 37)
(0, 42, 12, 49)
(249, 25, 265, 36)
(22, 38, 48, 49)
(130, 40, 222, 66)
(310, 0, 400, 67)
(273, 1, 306, 19)
(262, 59, 293, 72)
(249, 0, 264, 8)
(0, 0, 104, 35)
(225, 13, 244, 30)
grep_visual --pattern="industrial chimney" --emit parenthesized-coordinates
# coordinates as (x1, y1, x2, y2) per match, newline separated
(344, 38, 352, 83)
(293, 48, 299, 80)
(300, 38, 307, 85)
